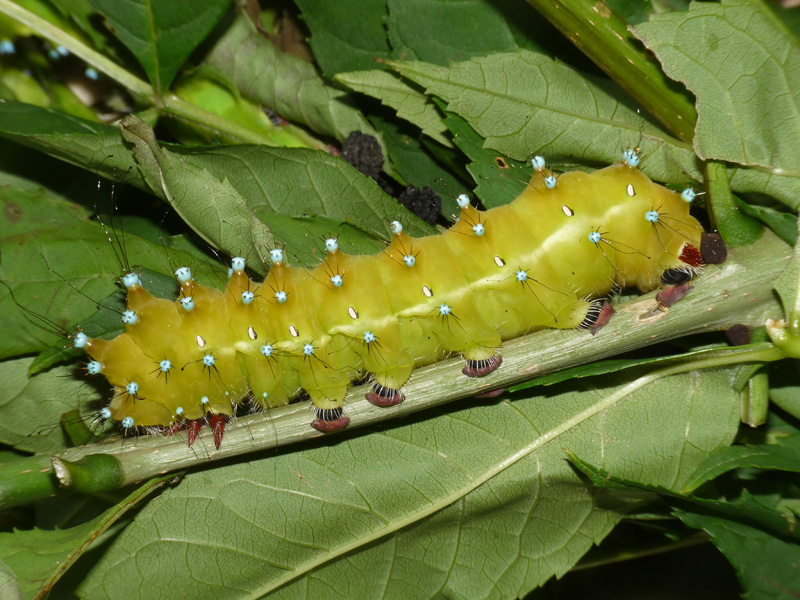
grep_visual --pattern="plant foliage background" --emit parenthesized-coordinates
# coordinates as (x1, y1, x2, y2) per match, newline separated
(0, 0, 799, 599)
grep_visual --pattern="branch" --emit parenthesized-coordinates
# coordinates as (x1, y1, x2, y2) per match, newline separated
(0, 232, 789, 508)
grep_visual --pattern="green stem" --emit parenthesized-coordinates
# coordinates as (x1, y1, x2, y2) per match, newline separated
(0, 232, 791, 508)
(0, 454, 60, 508)
(0, 0, 153, 100)
(0, 0, 325, 150)
(741, 369, 770, 427)
(525, 0, 697, 142)
(9, 232, 783, 503)
(705, 160, 762, 247)
(649, 344, 783, 376)
(160, 93, 322, 149)
(571, 532, 711, 572)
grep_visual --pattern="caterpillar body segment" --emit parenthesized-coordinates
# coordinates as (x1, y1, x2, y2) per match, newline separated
(77, 157, 706, 446)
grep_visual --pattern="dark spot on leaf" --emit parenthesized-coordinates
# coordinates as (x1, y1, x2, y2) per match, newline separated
(3, 201, 22, 224)
(495, 157, 508, 169)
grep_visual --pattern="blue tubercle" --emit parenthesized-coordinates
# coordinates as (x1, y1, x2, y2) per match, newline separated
(275, 290, 287, 303)
(122, 310, 138, 325)
(363, 331, 375, 343)
(391, 221, 403, 235)
(516, 270, 528, 282)
(73, 332, 88, 349)
(203, 354, 215, 367)
(159, 359, 172, 372)
(126, 382, 139, 395)
(588, 231, 602, 244)
(645, 210, 660, 223)
(681, 188, 696, 203)
(241, 291, 254, 304)
(456, 194, 470, 208)
(532, 156, 546, 171)
(303, 344, 315, 356)
(99, 407, 112, 420)
(175, 267, 192, 282)
(261, 344, 273, 357)
(403, 255, 415, 267)
(0, 40, 15, 55)
(270, 248, 284, 264)
(180, 296, 195, 311)
(331, 274, 343, 287)
(472, 223, 485, 236)
(121, 416, 134, 428)
(122, 272, 140, 288)
(544, 175, 557, 189)
(439, 304, 451, 316)
(84, 67, 99, 80)
(87, 360, 102, 375)
(175, 406, 184, 416)
(231, 257, 246, 272)
(325, 238, 338, 252)
(201, 396, 209, 406)
(623, 148, 641, 167)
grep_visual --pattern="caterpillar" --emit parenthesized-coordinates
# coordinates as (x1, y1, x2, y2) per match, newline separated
(63, 151, 709, 449)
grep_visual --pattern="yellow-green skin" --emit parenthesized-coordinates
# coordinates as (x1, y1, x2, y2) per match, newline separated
(84, 162, 702, 427)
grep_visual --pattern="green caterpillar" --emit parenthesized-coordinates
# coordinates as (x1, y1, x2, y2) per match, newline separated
(73, 152, 706, 448)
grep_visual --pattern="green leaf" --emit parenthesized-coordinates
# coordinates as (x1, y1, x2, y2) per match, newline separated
(0, 476, 170, 599)
(704, 159, 763, 247)
(0, 357, 103, 454)
(120, 117, 435, 270)
(767, 206, 800, 357)
(508, 344, 775, 392)
(386, 50, 701, 183)
(74, 368, 739, 598)
(443, 109, 531, 209)
(168, 65, 313, 147)
(294, 0, 392, 77)
(385, 0, 538, 63)
(386, 50, 800, 209)
(770, 359, 800, 420)
(89, 0, 232, 93)
(674, 509, 800, 600)
(0, 560, 22, 600)
(375, 114, 468, 217)
(736, 197, 798, 246)
(633, 0, 800, 177)
(119, 115, 275, 272)
(0, 100, 143, 186)
(202, 10, 382, 147)
(49, 0, 123, 59)
(0, 183, 222, 360)
(336, 69, 453, 147)
(568, 456, 797, 540)
(683, 435, 800, 491)
(296, 0, 541, 78)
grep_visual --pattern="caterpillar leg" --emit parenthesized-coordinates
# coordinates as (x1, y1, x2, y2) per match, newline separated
(311, 407, 350, 432)
(366, 362, 413, 407)
(656, 269, 694, 307)
(187, 419, 202, 447)
(462, 354, 503, 377)
(581, 300, 616, 335)
(366, 382, 405, 407)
